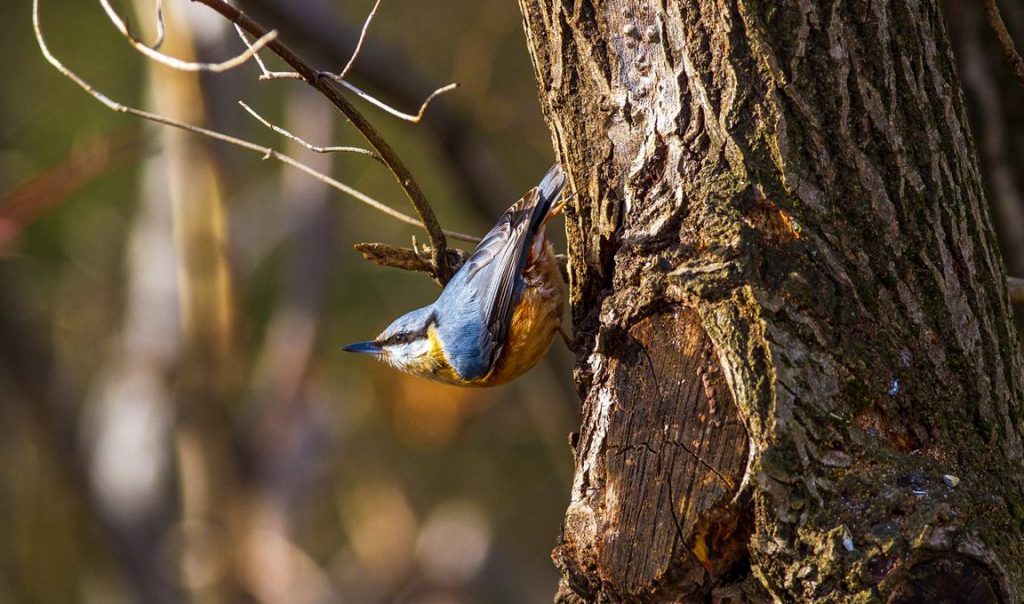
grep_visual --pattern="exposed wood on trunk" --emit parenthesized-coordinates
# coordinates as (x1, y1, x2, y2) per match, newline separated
(557, 309, 749, 600)
(518, 0, 1024, 600)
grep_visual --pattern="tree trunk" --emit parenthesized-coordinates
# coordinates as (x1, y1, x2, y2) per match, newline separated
(517, 0, 1024, 601)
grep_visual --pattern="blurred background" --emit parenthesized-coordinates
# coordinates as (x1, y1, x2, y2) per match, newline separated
(2, 0, 577, 602)
(2, 1, 1023, 603)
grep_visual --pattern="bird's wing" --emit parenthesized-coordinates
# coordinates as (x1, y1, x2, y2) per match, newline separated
(465, 189, 541, 357)
(441, 165, 565, 378)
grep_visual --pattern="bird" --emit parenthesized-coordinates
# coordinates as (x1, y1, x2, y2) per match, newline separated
(343, 164, 567, 387)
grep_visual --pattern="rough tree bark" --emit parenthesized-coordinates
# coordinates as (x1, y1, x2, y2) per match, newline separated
(517, 0, 1024, 601)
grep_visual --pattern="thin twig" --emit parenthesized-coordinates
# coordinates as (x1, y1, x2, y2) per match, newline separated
(238, 101, 383, 161)
(238, 0, 517, 219)
(329, 0, 381, 82)
(192, 0, 455, 281)
(149, 0, 166, 49)
(32, 0, 478, 243)
(354, 243, 566, 285)
(234, 24, 303, 80)
(259, 71, 305, 81)
(336, 80, 459, 123)
(99, 0, 278, 72)
(984, 0, 1024, 90)
(234, 21, 458, 124)
(271, 0, 457, 123)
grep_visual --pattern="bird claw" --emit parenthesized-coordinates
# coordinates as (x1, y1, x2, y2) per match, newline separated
(557, 326, 586, 353)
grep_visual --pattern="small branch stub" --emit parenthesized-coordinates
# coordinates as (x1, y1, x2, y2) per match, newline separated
(354, 242, 468, 286)
(353, 241, 569, 287)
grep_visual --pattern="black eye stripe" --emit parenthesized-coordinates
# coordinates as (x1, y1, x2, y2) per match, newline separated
(386, 331, 417, 345)
(384, 318, 437, 347)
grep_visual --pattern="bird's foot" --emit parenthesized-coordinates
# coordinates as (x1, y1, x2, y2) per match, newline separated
(557, 326, 590, 354)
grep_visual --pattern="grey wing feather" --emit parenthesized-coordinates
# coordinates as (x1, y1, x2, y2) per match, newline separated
(440, 165, 566, 377)
(470, 189, 541, 355)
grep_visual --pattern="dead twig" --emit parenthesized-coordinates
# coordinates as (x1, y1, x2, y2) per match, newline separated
(99, 0, 278, 71)
(335, 80, 459, 124)
(195, 0, 456, 281)
(324, 0, 380, 82)
(984, 0, 1024, 90)
(237, 0, 517, 219)
(355, 242, 469, 284)
(355, 242, 569, 287)
(233, 23, 305, 80)
(32, 0, 478, 243)
(146, 0, 166, 49)
(234, 8, 458, 125)
(238, 101, 383, 161)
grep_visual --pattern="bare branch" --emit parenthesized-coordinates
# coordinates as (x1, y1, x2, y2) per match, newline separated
(149, 0, 166, 49)
(236, 9, 457, 125)
(303, 0, 458, 123)
(32, 0, 479, 244)
(336, 80, 459, 124)
(236, 0, 517, 236)
(354, 242, 469, 282)
(194, 0, 455, 282)
(260, 71, 305, 81)
(238, 101, 383, 161)
(234, 23, 302, 80)
(354, 242, 567, 287)
(335, 0, 380, 81)
(984, 0, 1024, 90)
(99, 0, 278, 72)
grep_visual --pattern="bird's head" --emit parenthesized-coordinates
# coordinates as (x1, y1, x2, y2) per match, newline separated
(343, 306, 449, 378)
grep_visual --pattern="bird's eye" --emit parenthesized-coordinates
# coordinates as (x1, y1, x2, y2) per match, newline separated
(392, 333, 408, 344)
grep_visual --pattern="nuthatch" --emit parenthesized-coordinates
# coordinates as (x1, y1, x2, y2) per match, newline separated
(344, 165, 567, 386)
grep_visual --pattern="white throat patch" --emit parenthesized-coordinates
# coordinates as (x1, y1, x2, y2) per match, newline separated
(383, 337, 433, 369)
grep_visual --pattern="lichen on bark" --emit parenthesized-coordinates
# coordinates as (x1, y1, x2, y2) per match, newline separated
(518, 0, 1024, 601)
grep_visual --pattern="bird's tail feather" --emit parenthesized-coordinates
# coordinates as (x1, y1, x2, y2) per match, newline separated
(530, 164, 567, 232)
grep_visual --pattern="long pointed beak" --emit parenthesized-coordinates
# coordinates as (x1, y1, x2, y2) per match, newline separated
(343, 340, 382, 354)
